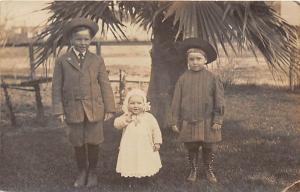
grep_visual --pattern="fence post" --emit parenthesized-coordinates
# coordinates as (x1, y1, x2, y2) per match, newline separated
(29, 43, 45, 122)
(289, 56, 294, 91)
(119, 69, 126, 104)
(96, 41, 101, 56)
(296, 28, 300, 89)
(29, 43, 36, 80)
(1, 79, 16, 127)
(53, 41, 57, 59)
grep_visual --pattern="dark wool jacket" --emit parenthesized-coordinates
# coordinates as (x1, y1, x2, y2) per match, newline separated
(52, 50, 116, 123)
(170, 69, 225, 142)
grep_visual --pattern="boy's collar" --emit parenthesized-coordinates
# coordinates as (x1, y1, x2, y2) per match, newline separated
(72, 47, 87, 58)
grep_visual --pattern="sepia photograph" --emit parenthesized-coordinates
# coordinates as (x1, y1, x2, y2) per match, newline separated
(0, 1, 300, 192)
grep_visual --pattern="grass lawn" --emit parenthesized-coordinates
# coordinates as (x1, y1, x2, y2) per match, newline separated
(0, 85, 300, 192)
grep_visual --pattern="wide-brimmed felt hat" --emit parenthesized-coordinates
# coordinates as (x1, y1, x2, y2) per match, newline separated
(177, 38, 217, 64)
(63, 18, 99, 39)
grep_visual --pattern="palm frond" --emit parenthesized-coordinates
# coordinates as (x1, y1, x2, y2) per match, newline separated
(163, 1, 298, 75)
(118, 1, 169, 32)
(224, 2, 298, 74)
(164, 1, 239, 57)
(34, 1, 298, 78)
(34, 1, 126, 70)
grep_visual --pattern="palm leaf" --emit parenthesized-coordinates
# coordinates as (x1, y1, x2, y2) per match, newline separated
(163, 1, 298, 76)
(225, 2, 298, 75)
(33, 1, 298, 78)
(118, 1, 169, 32)
(34, 1, 126, 71)
(164, 2, 240, 56)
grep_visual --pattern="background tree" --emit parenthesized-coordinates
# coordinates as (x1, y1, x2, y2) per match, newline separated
(33, 1, 298, 128)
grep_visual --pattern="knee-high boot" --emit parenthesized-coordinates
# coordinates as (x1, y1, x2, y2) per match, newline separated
(86, 144, 99, 187)
(74, 145, 88, 187)
(186, 150, 198, 182)
(203, 147, 217, 183)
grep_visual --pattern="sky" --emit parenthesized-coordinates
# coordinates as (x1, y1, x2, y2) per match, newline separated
(1, 1, 299, 27)
(0, 1, 51, 27)
(0, 1, 150, 40)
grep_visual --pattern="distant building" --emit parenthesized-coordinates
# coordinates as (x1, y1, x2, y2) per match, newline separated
(4, 25, 45, 44)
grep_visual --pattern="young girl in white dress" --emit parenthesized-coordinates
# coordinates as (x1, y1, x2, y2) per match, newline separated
(114, 89, 162, 180)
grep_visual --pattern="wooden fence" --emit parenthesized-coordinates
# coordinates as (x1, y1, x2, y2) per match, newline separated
(1, 40, 151, 127)
(2, 39, 299, 126)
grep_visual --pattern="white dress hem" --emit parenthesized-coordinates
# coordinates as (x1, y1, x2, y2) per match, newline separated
(116, 166, 162, 178)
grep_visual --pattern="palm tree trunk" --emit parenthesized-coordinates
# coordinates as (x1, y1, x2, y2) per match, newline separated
(147, 17, 185, 128)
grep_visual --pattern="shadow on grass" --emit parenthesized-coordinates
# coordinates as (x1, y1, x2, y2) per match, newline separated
(1, 85, 300, 192)
(0, 121, 298, 192)
(218, 119, 300, 192)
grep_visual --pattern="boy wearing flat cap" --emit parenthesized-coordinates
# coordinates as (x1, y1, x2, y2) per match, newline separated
(52, 18, 115, 187)
(170, 38, 225, 183)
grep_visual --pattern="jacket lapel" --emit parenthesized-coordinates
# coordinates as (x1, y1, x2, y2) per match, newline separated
(65, 50, 81, 72)
(82, 51, 93, 72)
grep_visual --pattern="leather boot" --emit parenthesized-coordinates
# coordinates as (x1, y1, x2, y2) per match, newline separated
(86, 144, 99, 187)
(203, 147, 217, 183)
(186, 150, 198, 182)
(86, 169, 98, 188)
(74, 145, 88, 187)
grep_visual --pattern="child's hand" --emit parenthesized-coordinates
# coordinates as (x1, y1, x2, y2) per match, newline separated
(57, 114, 65, 124)
(176, 142, 185, 152)
(124, 113, 133, 123)
(104, 112, 114, 121)
(211, 123, 222, 130)
(171, 125, 180, 133)
(153, 143, 161, 152)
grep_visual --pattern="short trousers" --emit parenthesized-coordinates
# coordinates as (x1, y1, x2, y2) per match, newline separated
(184, 141, 217, 152)
(65, 115, 104, 147)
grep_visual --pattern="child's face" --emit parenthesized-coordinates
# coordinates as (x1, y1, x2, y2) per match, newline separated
(187, 52, 207, 71)
(128, 95, 144, 115)
(70, 29, 92, 53)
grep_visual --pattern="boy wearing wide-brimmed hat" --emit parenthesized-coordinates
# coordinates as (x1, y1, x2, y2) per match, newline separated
(52, 18, 115, 187)
(170, 38, 225, 183)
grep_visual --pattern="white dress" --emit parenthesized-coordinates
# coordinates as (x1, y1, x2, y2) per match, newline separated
(114, 112, 162, 178)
